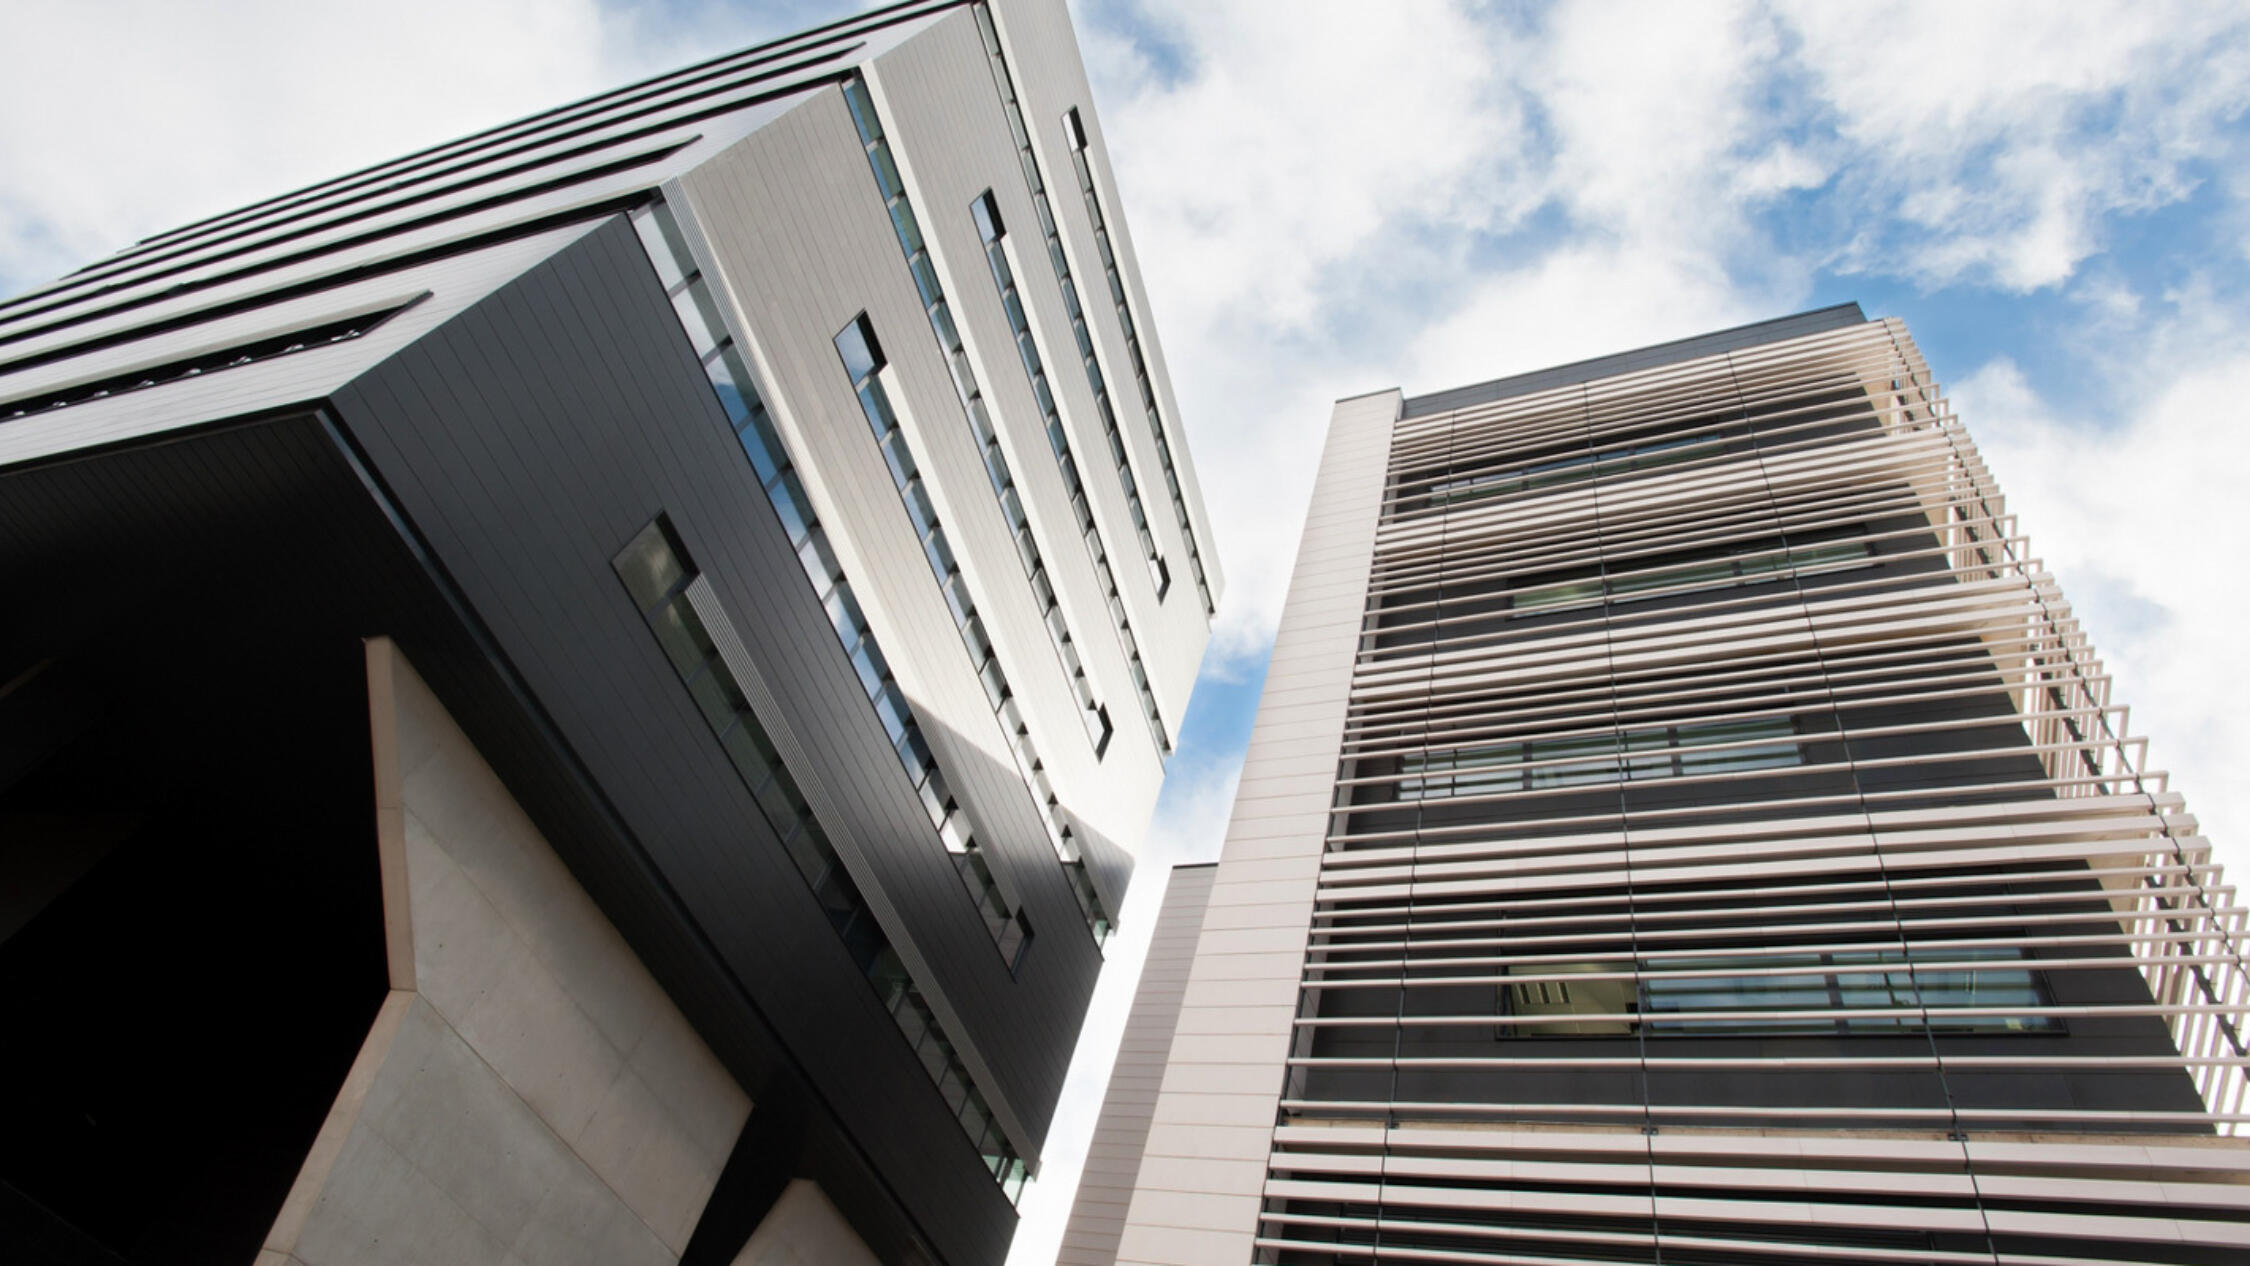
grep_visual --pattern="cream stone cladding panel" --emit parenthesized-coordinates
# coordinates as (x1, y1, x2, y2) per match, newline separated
(730, 1179, 882, 1266)
(1061, 864, 1218, 1266)
(1113, 391, 1399, 1266)
(260, 641, 748, 1266)
(863, 7, 1179, 849)
(983, 0, 1222, 715)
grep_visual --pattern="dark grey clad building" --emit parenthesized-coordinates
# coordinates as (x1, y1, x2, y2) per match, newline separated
(1088, 309, 2250, 1265)
(0, 3, 1215, 1263)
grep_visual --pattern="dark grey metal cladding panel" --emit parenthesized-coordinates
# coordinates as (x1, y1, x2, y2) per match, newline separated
(0, 412, 758, 1112)
(23, 410, 798, 1116)
(326, 217, 1023, 1266)
(1401, 304, 1870, 419)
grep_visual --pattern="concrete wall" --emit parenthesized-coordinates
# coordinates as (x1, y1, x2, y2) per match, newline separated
(258, 640, 753, 1266)
(730, 1180, 882, 1266)
(1060, 863, 1217, 1265)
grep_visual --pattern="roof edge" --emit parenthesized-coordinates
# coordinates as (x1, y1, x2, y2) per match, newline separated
(1399, 302, 1868, 419)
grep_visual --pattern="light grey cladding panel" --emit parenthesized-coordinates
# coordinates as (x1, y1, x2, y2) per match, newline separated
(1113, 390, 1398, 1265)
(671, 77, 1098, 1146)
(1060, 864, 1218, 1266)
(0, 224, 593, 472)
(673, 82, 1037, 911)
(866, 8, 1168, 867)
(982, 0, 1216, 724)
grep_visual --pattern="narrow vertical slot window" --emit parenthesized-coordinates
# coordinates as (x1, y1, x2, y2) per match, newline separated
(974, 186, 1169, 770)
(834, 307, 1119, 956)
(610, 511, 1030, 1199)
(839, 71, 1122, 944)
(969, 10, 1214, 619)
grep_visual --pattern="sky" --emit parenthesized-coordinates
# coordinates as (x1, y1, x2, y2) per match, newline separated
(5, 1, 2248, 1263)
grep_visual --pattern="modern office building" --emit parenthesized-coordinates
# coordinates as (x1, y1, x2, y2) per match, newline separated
(0, 2, 1216, 1264)
(1088, 306, 2250, 1265)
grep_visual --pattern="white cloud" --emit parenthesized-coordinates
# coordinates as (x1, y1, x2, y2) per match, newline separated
(1077, 0, 2250, 674)
(8, 1, 2250, 1259)
(1092, 0, 1525, 333)
(1406, 241, 1756, 391)
(1532, 0, 1804, 248)
(1957, 312, 2250, 862)
(1779, 0, 2250, 290)
(1080, 0, 1536, 667)
(0, 0, 788, 295)
(1047, 5, 2250, 1254)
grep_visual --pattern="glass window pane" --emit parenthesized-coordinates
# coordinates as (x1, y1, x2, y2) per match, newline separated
(873, 682, 913, 744)
(650, 599, 711, 678)
(755, 770, 804, 837)
(768, 472, 814, 546)
(894, 996, 929, 1048)
(736, 407, 786, 485)
(842, 78, 882, 142)
(824, 582, 865, 648)
(614, 519, 689, 611)
(888, 198, 925, 256)
(910, 253, 943, 309)
(916, 1030, 951, 1081)
(894, 724, 933, 783)
(848, 639, 888, 697)
(796, 533, 839, 593)
(721, 718, 777, 783)
(687, 663, 749, 733)
(903, 479, 940, 536)
(922, 526, 957, 579)
(704, 343, 755, 426)
(869, 142, 904, 200)
(972, 190, 1003, 243)
(943, 572, 976, 629)
(774, 821, 829, 894)
(632, 207, 692, 291)
(857, 381, 895, 439)
(938, 809, 972, 855)
(929, 301, 962, 358)
(672, 282, 727, 357)
(836, 314, 883, 382)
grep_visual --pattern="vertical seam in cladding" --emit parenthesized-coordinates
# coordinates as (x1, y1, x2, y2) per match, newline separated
(625, 199, 1033, 1201)
(958, 11, 1180, 760)
(1726, 340, 1996, 1261)
(1578, 380, 1668, 1259)
(969, 1, 1207, 624)
(840, 71, 1115, 947)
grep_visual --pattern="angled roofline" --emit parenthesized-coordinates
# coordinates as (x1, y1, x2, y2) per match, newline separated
(1398, 302, 1868, 419)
